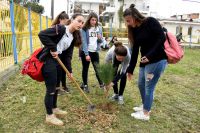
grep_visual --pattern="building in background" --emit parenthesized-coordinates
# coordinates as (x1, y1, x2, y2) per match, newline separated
(101, 0, 150, 29)
(123, 0, 150, 16)
(74, 0, 109, 17)
(38, 0, 200, 42)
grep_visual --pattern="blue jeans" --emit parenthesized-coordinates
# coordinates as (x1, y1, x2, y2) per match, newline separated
(138, 59, 167, 111)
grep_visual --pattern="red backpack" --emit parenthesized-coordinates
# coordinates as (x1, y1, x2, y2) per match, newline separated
(21, 48, 44, 82)
(164, 32, 184, 64)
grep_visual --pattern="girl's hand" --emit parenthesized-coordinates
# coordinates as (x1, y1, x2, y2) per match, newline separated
(127, 73, 133, 80)
(50, 51, 58, 58)
(140, 56, 149, 63)
(97, 33, 101, 39)
(67, 73, 73, 80)
(86, 55, 91, 61)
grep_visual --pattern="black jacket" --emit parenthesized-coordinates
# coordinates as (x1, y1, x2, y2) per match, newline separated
(127, 17, 167, 74)
(38, 24, 74, 73)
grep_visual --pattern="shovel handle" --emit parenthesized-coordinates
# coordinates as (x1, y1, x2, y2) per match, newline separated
(56, 57, 93, 105)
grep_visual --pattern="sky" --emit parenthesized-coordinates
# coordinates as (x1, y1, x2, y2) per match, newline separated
(39, 0, 200, 18)
(150, 0, 200, 18)
(39, 0, 68, 18)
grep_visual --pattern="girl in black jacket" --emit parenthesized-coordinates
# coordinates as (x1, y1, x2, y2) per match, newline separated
(38, 13, 84, 126)
(124, 4, 167, 121)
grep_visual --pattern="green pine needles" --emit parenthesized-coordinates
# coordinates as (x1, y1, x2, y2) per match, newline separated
(98, 63, 115, 85)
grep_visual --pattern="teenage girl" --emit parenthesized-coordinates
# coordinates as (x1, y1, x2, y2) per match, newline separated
(105, 41, 131, 104)
(51, 11, 71, 94)
(124, 4, 167, 120)
(38, 13, 84, 126)
(80, 12, 104, 93)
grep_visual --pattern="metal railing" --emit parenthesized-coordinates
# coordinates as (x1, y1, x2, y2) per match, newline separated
(0, 0, 52, 73)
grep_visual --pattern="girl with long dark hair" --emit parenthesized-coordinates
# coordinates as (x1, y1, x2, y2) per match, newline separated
(38, 13, 84, 126)
(124, 4, 167, 120)
(80, 12, 104, 93)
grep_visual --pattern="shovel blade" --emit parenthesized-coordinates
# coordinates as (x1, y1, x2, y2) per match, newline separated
(87, 105, 95, 112)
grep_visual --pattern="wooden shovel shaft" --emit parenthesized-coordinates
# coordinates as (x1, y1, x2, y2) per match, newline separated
(56, 57, 93, 105)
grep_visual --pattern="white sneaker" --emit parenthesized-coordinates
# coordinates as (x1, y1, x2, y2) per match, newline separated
(131, 111, 150, 121)
(118, 96, 124, 105)
(53, 108, 68, 116)
(133, 104, 143, 112)
(45, 114, 64, 126)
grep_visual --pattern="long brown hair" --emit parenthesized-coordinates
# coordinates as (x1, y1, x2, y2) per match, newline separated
(51, 11, 69, 26)
(123, 4, 146, 46)
(70, 13, 84, 47)
(82, 12, 99, 31)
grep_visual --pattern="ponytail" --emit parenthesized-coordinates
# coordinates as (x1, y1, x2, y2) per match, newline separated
(114, 41, 127, 56)
(114, 41, 122, 47)
(52, 11, 69, 26)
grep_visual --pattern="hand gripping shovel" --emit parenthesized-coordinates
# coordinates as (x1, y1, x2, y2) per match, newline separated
(56, 57, 95, 112)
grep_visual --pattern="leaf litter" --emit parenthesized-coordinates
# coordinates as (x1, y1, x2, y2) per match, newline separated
(68, 105, 118, 131)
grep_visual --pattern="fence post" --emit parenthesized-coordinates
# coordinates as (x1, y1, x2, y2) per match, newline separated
(109, 14, 113, 38)
(39, 14, 42, 31)
(28, 7, 33, 53)
(46, 16, 48, 28)
(189, 35, 192, 48)
(9, 0, 18, 64)
(39, 14, 43, 47)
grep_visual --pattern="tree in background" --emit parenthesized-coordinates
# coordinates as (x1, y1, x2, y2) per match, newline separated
(118, 5, 123, 29)
(14, 0, 44, 14)
(24, 2, 44, 14)
(13, 0, 43, 53)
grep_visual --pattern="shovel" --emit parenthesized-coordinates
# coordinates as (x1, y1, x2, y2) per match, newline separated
(56, 57, 95, 112)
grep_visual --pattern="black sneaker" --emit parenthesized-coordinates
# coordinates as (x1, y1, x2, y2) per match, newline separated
(63, 86, 70, 93)
(57, 89, 66, 95)
(83, 85, 90, 93)
(99, 83, 105, 90)
(80, 83, 85, 90)
(109, 94, 119, 101)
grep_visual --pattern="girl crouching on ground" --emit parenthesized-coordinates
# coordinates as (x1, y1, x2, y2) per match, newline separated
(105, 41, 131, 104)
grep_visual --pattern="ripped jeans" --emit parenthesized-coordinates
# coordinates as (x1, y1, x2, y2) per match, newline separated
(138, 59, 167, 112)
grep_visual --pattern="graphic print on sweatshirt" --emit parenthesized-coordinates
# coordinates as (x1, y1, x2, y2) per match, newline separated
(88, 27, 100, 52)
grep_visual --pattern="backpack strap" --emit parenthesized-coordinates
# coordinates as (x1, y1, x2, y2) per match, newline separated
(165, 31, 172, 47)
(55, 24, 58, 35)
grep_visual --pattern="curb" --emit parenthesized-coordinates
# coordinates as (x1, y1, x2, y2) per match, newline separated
(0, 65, 19, 88)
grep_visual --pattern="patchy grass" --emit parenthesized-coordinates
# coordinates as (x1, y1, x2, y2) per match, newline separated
(0, 48, 200, 132)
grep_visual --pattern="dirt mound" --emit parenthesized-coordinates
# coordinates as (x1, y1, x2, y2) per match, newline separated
(69, 105, 117, 131)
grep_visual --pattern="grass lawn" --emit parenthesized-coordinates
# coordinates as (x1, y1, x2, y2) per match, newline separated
(0, 48, 200, 132)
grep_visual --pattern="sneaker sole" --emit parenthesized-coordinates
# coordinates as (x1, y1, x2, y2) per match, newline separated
(54, 113, 67, 118)
(45, 121, 64, 126)
(133, 108, 143, 112)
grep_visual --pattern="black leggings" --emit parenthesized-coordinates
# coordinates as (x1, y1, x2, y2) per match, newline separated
(112, 57, 127, 96)
(42, 57, 61, 115)
(113, 73, 127, 96)
(57, 54, 67, 88)
(81, 51, 102, 85)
